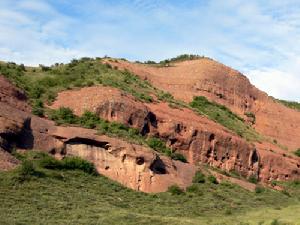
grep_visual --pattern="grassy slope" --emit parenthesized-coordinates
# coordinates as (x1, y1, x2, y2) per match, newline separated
(0, 169, 299, 225)
(0, 152, 299, 225)
(190, 96, 262, 142)
(0, 60, 300, 224)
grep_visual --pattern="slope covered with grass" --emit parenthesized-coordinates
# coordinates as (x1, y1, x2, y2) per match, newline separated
(278, 99, 300, 111)
(190, 96, 262, 141)
(0, 151, 299, 225)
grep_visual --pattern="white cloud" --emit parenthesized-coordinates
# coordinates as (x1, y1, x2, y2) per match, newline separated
(246, 68, 300, 101)
(0, 0, 299, 101)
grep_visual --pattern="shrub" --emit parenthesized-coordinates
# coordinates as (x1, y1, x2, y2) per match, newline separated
(61, 157, 97, 175)
(39, 155, 61, 169)
(186, 184, 200, 193)
(86, 80, 94, 87)
(16, 160, 43, 182)
(193, 171, 206, 183)
(32, 100, 44, 116)
(208, 175, 218, 184)
(158, 91, 174, 102)
(170, 152, 187, 163)
(79, 111, 100, 129)
(147, 137, 167, 152)
(168, 185, 184, 195)
(48, 107, 78, 125)
(40, 155, 97, 175)
(281, 189, 291, 197)
(248, 175, 258, 184)
(294, 148, 300, 157)
(255, 186, 265, 194)
(146, 137, 187, 163)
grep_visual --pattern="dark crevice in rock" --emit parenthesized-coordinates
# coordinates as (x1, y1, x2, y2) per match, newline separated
(251, 149, 259, 165)
(150, 156, 167, 174)
(65, 137, 109, 149)
(136, 157, 145, 165)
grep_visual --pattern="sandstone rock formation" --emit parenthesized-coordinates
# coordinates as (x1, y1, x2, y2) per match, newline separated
(50, 86, 157, 134)
(105, 59, 300, 151)
(0, 76, 31, 112)
(49, 126, 195, 192)
(0, 75, 195, 192)
(50, 86, 300, 183)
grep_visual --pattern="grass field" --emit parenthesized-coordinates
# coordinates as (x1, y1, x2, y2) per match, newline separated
(0, 152, 299, 225)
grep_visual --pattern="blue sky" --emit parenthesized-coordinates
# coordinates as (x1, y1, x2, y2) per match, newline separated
(0, 0, 300, 101)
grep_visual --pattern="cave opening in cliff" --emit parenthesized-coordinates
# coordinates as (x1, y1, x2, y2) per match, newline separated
(150, 157, 167, 174)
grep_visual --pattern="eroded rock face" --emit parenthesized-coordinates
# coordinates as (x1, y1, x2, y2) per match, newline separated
(50, 86, 157, 134)
(105, 59, 300, 151)
(50, 85, 300, 183)
(146, 102, 261, 179)
(48, 126, 196, 193)
(147, 102, 300, 182)
(0, 75, 31, 112)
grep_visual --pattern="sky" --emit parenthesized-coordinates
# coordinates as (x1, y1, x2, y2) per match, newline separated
(0, 0, 300, 101)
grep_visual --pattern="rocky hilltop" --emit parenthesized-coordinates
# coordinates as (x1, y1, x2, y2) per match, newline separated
(0, 56, 299, 192)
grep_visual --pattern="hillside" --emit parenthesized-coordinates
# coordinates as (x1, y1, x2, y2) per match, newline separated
(0, 56, 300, 224)
(104, 58, 300, 151)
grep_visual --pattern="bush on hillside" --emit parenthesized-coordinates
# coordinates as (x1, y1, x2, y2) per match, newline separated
(168, 185, 184, 195)
(32, 100, 45, 116)
(294, 148, 300, 157)
(248, 175, 258, 184)
(208, 175, 218, 184)
(40, 155, 97, 175)
(193, 171, 206, 183)
(48, 107, 78, 125)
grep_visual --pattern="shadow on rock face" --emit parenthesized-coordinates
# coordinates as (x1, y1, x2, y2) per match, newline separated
(150, 156, 167, 174)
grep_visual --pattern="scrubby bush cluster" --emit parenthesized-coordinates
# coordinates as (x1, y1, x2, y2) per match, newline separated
(168, 185, 184, 195)
(146, 137, 187, 162)
(192, 171, 206, 183)
(40, 155, 97, 175)
(294, 148, 300, 157)
(159, 54, 206, 65)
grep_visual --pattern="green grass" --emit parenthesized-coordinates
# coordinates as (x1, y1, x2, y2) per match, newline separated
(0, 58, 158, 114)
(190, 96, 262, 141)
(278, 99, 300, 111)
(0, 152, 299, 225)
(294, 149, 300, 157)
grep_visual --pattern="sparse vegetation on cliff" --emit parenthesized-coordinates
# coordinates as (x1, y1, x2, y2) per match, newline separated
(278, 99, 300, 111)
(190, 96, 262, 141)
(294, 148, 300, 157)
(47, 108, 187, 163)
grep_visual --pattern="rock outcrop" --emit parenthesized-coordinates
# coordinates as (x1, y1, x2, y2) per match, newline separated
(50, 86, 300, 183)
(0, 76, 31, 112)
(105, 59, 300, 151)
(49, 126, 195, 193)
(0, 76, 195, 192)
(50, 86, 157, 134)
